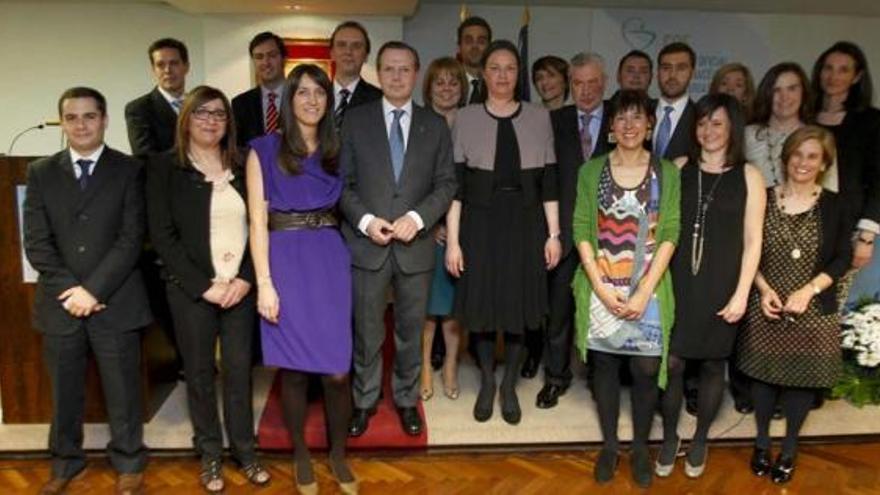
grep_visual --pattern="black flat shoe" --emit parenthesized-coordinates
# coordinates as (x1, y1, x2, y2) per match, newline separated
(397, 406, 423, 436)
(750, 447, 772, 477)
(772, 405, 784, 420)
(520, 354, 539, 379)
(348, 407, 376, 437)
(594, 448, 618, 484)
(734, 400, 755, 414)
(473, 377, 496, 422)
(685, 394, 699, 417)
(771, 455, 795, 484)
(631, 447, 653, 488)
(501, 388, 521, 425)
(535, 383, 568, 409)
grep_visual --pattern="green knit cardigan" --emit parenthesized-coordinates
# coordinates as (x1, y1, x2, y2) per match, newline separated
(571, 155, 681, 389)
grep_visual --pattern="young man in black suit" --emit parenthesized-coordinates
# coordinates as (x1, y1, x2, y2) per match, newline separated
(457, 16, 492, 104)
(652, 42, 697, 161)
(340, 41, 456, 438)
(232, 31, 286, 147)
(125, 38, 190, 158)
(330, 21, 382, 128)
(537, 52, 613, 409)
(24, 87, 151, 495)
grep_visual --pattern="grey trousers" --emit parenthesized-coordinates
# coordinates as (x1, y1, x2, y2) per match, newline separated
(352, 254, 431, 409)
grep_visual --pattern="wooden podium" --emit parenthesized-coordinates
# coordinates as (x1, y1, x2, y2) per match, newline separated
(0, 155, 177, 424)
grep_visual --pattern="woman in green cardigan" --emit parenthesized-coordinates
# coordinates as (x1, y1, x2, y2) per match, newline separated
(571, 90, 680, 488)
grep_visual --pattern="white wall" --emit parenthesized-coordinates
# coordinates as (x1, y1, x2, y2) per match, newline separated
(0, 2, 401, 156)
(405, 2, 880, 102)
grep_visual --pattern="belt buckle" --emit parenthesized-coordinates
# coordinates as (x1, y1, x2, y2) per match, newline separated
(306, 213, 321, 228)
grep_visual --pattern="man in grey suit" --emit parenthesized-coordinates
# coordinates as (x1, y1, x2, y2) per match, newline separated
(340, 41, 456, 437)
(24, 87, 151, 495)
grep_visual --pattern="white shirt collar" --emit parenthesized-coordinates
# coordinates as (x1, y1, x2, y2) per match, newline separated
(577, 101, 604, 121)
(382, 97, 413, 117)
(69, 144, 105, 170)
(157, 85, 184, 108)
(261, 83, 284, 97)
(334, 78, 360, 97)
(658, 93, 689, 114)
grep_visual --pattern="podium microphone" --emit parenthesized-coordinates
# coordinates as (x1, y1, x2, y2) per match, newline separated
(5, 121, 60, 156)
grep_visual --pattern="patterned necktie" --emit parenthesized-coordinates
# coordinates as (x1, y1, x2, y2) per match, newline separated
(654, 105, 674, 158)
(468, 79, 481, 104)
(334, 88, 351, 127)
(170, 99, 182, 114)
(265, 91, 278, 133)
(389, 109, 405, 182)
(75, 159, 93, 191)
(579, 113, 594, 162)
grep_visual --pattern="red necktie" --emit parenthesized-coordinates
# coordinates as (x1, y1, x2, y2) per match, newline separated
(265, 91, 278, 133)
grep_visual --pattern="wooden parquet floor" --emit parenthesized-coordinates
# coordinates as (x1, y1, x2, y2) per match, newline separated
(2, 442, 879, 494)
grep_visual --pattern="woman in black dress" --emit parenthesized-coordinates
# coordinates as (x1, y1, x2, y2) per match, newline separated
(656, 94, 766, 478)
(812, 41, 880, 270)
(446, 40, 561, 425)
(738, 126, 851, 484)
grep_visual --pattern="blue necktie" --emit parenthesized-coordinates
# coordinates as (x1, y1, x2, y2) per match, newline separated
(75, 159, 93, 190)
(170, 99, 182, 114)
(389, 109, 405, 182)
(654, 106, 674, 158)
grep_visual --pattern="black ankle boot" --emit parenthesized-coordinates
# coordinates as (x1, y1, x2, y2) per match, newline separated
(750, 447, 772, 477)
(770, 454, 795, 484)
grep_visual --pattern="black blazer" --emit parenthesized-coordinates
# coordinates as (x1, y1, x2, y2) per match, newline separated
(824, 106, 880, 228)
(125, 87, 178, 158)
(146, 150, 255, 300)
(23, 147, 151, 335)
(551, 103, 613, 256)
(339, 101, 457, 274)
(651, 98, 696, 161)
(232, 86, 265, 148)
(336, 79, 383, 128)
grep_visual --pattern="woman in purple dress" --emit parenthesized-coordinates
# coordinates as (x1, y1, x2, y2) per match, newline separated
(246, 64, 356, 495)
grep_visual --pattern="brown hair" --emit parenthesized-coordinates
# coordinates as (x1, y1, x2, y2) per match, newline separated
(277, 64, 339, 175)
(175, 85, 238, 170)
(422, 57, 468, 108)
(751, 62, 812, 125)
(780, 125, 836, 183)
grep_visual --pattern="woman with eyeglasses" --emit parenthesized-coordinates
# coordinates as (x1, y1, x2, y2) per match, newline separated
(146, 85, 270, 493)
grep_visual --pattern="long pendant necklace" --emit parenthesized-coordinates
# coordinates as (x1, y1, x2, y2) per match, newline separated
(690, 165, 725, 275)
(777, 186, 819, 260)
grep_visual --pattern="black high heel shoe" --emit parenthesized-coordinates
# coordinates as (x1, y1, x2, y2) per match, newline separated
(770, 454, 795, 484)
(750, 447, 772, 477)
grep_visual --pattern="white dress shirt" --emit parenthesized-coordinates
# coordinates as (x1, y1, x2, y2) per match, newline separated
(157, 86, 184, 114)
(652, 93, 689, 144)
(333, 78, 360, 112)
(69, 144, 105, 178)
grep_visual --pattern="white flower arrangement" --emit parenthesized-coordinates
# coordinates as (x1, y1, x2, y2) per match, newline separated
(841, 303, 880, 368)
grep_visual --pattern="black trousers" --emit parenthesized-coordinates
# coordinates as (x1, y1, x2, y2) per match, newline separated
(165, 283, 257, 464)
(43, 326, 147, 478)
(542, 249, 579, 387)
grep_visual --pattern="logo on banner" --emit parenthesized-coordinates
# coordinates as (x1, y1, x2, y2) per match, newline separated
(621, 18, 656, 50)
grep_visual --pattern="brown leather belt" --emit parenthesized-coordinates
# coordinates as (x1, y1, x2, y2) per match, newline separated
(268, 210, 338, 231)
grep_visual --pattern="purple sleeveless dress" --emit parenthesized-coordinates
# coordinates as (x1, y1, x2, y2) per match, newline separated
(251, 133, 352, 374)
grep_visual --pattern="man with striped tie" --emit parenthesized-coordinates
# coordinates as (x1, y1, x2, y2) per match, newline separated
(125, 38, 190, 159)
(232, 31, 286, 148)
(330, 21, 382, 129)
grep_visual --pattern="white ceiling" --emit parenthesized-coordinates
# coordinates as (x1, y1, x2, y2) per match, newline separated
(2, 0, 878, 16)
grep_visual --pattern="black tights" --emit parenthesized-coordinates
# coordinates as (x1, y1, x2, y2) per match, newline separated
(280, 370, 353, 483)
(752, 380, 815, 459)
(662, 356, 726, 445)
(590, 350, 660, 452)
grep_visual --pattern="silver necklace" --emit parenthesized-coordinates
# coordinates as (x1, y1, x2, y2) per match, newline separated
(691, 165, 725, 275)
(776, 187, 819, 260)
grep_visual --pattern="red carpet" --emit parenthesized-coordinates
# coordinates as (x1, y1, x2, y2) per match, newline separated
(257, 306, 428, 450)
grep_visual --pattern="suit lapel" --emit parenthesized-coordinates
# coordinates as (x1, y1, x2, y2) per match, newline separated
(76, 148, 113, 212)
(397, 106, 425, 188)
(150, 88, 178, 129)
(566, 107, 585, 160)
(250, 87, 265, 133)
(367, 103, 396, 186)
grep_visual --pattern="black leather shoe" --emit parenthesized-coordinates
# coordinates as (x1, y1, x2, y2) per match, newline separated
(734, 400, 755, 414)
(348, 407, 376, 437)
(397, 407, 423, 436)
(520, 354, 539, 379)
(770, 454, 795, 484)
(750, 447, 772, 477)
(772, 406, 784, 420)
(535, 383, 568, 409)
(685, 393, 698, 416)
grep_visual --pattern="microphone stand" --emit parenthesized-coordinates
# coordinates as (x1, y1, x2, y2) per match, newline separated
(5, 122, 59, 156)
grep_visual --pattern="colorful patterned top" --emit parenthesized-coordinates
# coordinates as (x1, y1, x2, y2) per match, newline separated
(588, 161, 662, 356)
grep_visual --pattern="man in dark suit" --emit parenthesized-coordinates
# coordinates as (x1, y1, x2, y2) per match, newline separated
(536, 52, 614, 409)
(330, 21, 382, 128)
(125, 38, 190, 158)
(608, 49, 653, 107)
(24, 87, 151, 495)
(651, 42, 697, 161)
(232, 31, 286, 147)
(340, 41, 456, 438)
(457, 16, 492, 104)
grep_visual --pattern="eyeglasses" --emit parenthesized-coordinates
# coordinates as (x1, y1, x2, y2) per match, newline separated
(192, 108, 228, 122)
